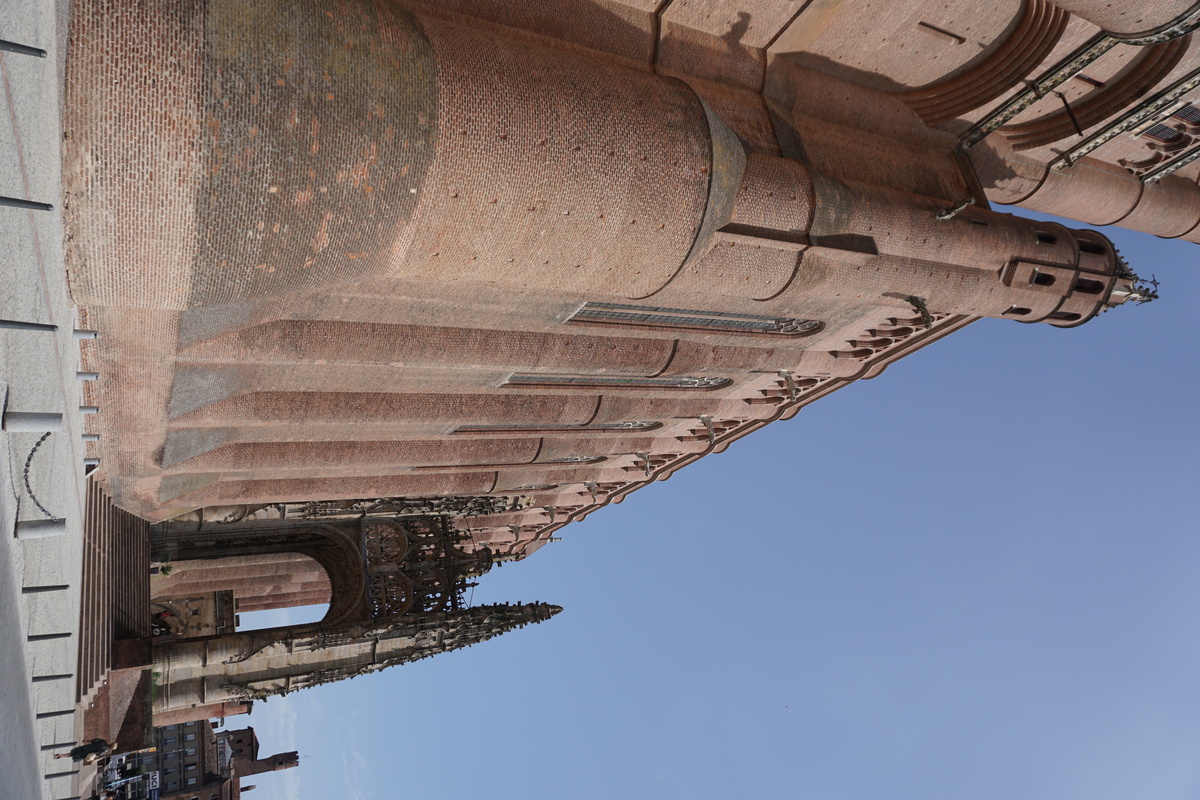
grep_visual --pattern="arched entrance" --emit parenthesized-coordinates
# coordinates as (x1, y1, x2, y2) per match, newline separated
(147, 513, 561, 717)
(151, 552, 333, 636)
(150, 520, 366, 624)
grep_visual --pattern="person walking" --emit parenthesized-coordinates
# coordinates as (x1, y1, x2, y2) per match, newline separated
(53, 738, 111, 764)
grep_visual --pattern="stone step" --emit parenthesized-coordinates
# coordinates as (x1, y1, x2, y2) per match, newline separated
(77, 479, 151, 706)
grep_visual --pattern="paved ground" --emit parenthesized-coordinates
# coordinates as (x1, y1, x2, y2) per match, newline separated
(0, 493, 44, 800)
(1, 1, 92, 798)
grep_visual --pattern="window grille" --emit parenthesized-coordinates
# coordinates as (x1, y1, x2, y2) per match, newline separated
(505, 374, 730, 390)
(1172, 103, 1200, 124)
(1143, 122, 1183, 142)
(569, 302, 822, 337)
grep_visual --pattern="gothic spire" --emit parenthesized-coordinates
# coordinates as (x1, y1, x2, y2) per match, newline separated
(215, 603, 562, 703)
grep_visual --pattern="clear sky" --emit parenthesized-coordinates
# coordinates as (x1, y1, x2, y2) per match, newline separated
(240, 211, 1199, 800)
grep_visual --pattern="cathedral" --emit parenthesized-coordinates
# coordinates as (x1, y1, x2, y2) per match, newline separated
(61, 0, 1199, 715)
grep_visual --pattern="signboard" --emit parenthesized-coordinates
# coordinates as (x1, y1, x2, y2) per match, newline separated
(147, 770, 160, 800)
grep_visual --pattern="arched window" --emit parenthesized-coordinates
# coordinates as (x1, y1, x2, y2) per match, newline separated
(504, 374, 730, 390)
(569, 301, 822, 337)
(1073, 277, 1105, 295)
(1143, 122, 1184, 144)
(452, 421, 662, 434)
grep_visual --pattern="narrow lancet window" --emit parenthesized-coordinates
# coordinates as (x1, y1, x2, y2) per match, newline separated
(569, 302, 822, 337)
(504, 374, 731, 390)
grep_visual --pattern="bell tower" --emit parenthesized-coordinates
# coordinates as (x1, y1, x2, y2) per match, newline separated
(219, 727, 299, 777)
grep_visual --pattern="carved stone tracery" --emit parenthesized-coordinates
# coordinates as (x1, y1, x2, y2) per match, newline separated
(208, 603, 562, 704)
(183, 494, 531, 527)
(152, 510, 560, 712)
(361, 516, 491, 618)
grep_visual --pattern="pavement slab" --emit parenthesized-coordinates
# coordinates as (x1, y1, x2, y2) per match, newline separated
(1, 0, 95, 798)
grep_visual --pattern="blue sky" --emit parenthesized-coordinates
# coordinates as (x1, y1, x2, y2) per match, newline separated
(240, 211, 1199, 800)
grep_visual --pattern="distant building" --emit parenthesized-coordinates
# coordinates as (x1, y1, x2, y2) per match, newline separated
(218, 727, 299, 780)
(101, 721, 297, 800)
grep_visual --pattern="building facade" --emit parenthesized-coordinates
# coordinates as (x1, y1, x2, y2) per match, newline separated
(60, 0, 1198, 700)
(101, 721, 296, 800)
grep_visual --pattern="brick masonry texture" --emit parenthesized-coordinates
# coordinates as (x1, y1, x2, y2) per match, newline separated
(62, 0, 1198, 566)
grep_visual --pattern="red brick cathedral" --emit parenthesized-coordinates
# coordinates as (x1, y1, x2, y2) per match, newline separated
(63, 0, 1197, 698)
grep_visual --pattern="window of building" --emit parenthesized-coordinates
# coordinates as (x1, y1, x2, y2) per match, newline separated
(1172, 103, 1200, 124)
(163, 737, 176, 746)
(168, 783, 179, 791)
(1143, 122, 1184, 143)
(186, 763, 197, 771)
(164, 767, 177, 775)
(504, 374, 730, 390)
(185, 748, 197, 756)
(184, 733, 196, 741)
(186, 777, 199, 786)
(568, 301, 823, 337)
(453, 421, 661, 435)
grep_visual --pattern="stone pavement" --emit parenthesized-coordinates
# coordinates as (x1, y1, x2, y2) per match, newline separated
(1, 1, 94, 798)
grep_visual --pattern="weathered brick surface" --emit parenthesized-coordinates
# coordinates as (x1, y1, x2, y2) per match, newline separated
(62, 0, 1193, 562)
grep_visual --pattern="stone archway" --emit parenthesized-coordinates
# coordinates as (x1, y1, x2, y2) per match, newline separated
(150, 520, 366, 625)
(149, 513, 501, 629)
(148, 513, 561, 716)
(151, 552, 332, 615)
